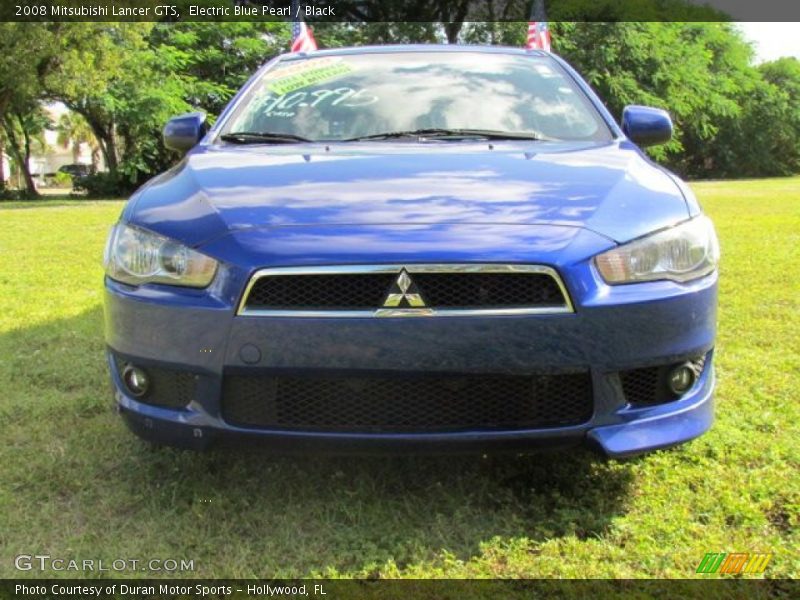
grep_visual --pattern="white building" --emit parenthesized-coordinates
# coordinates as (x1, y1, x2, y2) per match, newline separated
(1, 152, 9, 184)
(29, 103, 98, 181)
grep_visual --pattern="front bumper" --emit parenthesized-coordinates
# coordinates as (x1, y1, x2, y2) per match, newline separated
(114, 370, 714, 457)
(104, 258, 717, 458)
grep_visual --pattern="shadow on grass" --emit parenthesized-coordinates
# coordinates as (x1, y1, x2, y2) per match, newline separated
(2, 306, 636, 576)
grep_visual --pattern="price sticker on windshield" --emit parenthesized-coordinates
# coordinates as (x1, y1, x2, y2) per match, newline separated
(266, 58, 354, 96)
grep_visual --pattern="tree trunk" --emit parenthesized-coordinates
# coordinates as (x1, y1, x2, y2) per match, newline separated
(441, 0, 470, 44)
(20, 159, 38, 197)
(69, 107, 118, 173)
(18, 114, 39, 197)
(488, 0, 497, 45)
(90, 146, 100, 172)
(95, 127, 118, 173)
(105, 124, 119, 172)
(0, 137, 5, 187)
(444, 22, 462, 44)
(1, 115, 38, 198)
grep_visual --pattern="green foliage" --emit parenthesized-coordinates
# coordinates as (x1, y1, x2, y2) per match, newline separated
(0, 187, 26, 201)
(706, 58, 800, 178)
(52, 171, 73, 187)
(552, 23, 751, 165)
(0, 105, 51, 198)
(72, 171, 133, 198)
(314, 22, 443, 46)
(550, 0, 728, 21)
(149, 22, 288, 116)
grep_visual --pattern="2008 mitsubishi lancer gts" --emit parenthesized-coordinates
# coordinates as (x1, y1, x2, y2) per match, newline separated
(103, 45, 719, 457)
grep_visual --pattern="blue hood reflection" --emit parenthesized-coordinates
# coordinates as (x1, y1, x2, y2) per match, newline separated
(127, 140, 689, 247)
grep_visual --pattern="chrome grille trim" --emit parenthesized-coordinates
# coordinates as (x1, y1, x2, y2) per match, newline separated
(236, 264, 575, 317)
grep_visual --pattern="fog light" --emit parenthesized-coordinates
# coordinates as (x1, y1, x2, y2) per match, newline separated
(667, 363, 696, 395)
(122, 365, 150, 398)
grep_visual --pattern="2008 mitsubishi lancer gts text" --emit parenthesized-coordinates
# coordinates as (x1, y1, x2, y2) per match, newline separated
(103, 45, 719, 457)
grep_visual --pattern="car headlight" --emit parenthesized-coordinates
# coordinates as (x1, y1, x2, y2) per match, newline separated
(595, 216, 719, 284)
(104, 223, 218, 288)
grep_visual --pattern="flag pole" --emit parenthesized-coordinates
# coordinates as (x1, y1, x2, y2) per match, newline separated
(526, 0, 552, 52)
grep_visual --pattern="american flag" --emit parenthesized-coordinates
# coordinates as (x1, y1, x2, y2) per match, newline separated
(291, 19, 318, 53)
(526, 0, 551, 52)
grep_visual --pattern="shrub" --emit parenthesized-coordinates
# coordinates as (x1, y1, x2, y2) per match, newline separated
(72, 172, 135, 198)
(0, 186, 26, 201)
(53, 171, 73, 187)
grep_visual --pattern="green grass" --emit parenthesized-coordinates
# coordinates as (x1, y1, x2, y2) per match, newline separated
(0, 180, 798, 580)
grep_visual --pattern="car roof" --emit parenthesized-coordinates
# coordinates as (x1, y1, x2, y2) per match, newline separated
(282, 44, 550, 61)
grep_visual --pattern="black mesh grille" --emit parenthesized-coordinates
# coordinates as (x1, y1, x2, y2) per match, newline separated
(221, 372, 593, 432)
(114, 356, 195, 409)
(411, 272, 564, 308)
(620, 355, 707, 406)
(245, 273, 396, 310)
(242, 269, 569, 311)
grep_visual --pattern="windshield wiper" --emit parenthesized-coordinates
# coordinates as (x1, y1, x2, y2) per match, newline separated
(342, 128, 550, 142)
(219, 131, 313, 144)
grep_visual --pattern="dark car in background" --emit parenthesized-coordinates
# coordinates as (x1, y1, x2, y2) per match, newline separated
(58, 163, 93, 179)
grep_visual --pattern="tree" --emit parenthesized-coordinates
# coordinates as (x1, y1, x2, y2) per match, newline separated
(43, 22, 283, 187)
(56, 111, 98, 167)
(0, 23, 57, 196)
(0, 137, 5, 188)
(148, 21, 287, 117)
(41, 23, 156, 176)
(0, 106, 49, 197)
(313, 22, 442, 47)
(549, 22, 752, 172)
(0, 23, 52, 121)
(708, 57, 800, 177)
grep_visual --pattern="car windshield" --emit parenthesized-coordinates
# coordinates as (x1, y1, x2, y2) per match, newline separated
(219, 51, 612, 143)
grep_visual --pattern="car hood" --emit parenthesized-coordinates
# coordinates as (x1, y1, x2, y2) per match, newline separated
(128, 140, 690, 247)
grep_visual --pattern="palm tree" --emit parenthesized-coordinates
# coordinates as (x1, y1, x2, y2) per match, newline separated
(56, 111, 99, 171)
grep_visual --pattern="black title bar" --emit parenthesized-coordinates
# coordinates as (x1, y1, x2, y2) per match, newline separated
(2, 579, 798, 600)
(3, 0, 800, 22)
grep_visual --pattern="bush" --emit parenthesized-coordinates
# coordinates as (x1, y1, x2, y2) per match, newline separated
(72, 172, 135, 198)
(53, 171, 73, 187)
(0, 186, 27, 201)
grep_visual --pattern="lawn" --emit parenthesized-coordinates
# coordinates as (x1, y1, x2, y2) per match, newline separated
(0, 179, 798, 580)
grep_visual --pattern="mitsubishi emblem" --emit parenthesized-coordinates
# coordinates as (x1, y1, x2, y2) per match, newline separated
(382, 269, 426, 308)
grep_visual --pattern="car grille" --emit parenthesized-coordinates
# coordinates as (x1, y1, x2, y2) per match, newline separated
(239, 265, 572, 315)
(620, 354, 707, 405)
(246, 273, 397, 310)
(408, 272, 564, 308)
(221, 372, 594, 432)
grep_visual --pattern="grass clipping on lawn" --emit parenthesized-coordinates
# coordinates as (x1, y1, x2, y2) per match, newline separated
(0, 179, 798, 579)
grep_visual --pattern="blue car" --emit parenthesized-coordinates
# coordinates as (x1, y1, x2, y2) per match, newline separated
(103, 45, 719, 457)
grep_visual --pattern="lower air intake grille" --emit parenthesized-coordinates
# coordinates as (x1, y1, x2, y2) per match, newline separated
(221, 372, 593, 432)
(113, 355, 195, 409)
(620, 354, 707, 406)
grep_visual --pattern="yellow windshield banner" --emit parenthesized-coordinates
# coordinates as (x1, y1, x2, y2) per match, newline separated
(266, 59, 353, 96)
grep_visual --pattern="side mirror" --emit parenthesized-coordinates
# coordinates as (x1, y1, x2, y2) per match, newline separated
(621, 105, 672, 147)
(163, 112, 207, 154)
